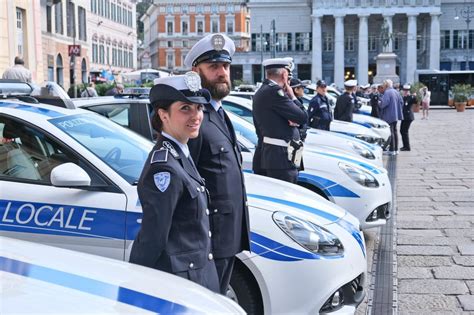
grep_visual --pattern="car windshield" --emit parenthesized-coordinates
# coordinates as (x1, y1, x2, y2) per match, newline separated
(230, 115, 258, 146)
(49, 113, 154, 185)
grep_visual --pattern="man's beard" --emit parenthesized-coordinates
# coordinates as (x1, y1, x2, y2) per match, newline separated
(200, 76, 231, 100)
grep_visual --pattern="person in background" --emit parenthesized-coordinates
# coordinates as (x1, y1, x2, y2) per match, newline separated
(420, 86, 431, 120)
(2, 56, 32, 83)
(252, 57, 308, 184)
(400, 84, 416, 151)
(307, 80, 332, 131)
(290, 78, 309, 141)
(369, 84, 381, 118)
(379, 79, 404, 155)
(184, 33, 250, 295)
(105, 83, 124, 96)
(334, 80, 357, 122)
(129, 73, 219, 292)
(81, 82, 98, 98)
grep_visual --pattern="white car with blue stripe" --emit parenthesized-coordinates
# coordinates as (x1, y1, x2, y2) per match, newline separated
(1, 236, 245, 314)
(229, 112, 392, 229)
(0, 97, 367, 314)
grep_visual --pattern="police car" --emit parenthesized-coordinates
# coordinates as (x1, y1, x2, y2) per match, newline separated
(228, 112, 392, 230)
(1, 236, 245, 314)
(0, 91, 367, 314)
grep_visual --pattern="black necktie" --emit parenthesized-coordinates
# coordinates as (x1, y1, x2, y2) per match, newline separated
(217, 106, 230, 134)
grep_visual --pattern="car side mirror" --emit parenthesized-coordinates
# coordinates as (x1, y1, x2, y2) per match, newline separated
(50, 163, 91, 187)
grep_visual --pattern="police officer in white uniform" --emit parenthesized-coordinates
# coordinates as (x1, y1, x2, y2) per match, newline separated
(252, 58, 308, 183)
(129, 72, 219, 293)
(184, 34, 250, 295)
(334, 79, 357, 122)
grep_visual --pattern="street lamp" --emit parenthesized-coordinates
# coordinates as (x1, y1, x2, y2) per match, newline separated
(455, 4, 473, 70)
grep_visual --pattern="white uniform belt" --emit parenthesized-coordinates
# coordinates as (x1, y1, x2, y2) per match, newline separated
(263, 136, 289, 147)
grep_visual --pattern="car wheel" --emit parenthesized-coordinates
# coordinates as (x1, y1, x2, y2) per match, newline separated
(228, 262, 263, 315)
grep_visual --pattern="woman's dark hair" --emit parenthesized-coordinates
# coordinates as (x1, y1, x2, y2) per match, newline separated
(151, 99, 175, 132)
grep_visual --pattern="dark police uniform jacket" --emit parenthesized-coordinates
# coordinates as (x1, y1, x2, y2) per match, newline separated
(334, 92, 355, 122)
(130, 134, 219, 292)
(307, 93, 332, 130)
(252, 79, 308, 170)
(188, 103, 250, 259)
(369, 93, 380, 118)
(402, 94, 416, 121)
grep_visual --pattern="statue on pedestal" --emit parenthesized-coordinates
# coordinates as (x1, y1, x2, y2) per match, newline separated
(380, 20, 392, 53)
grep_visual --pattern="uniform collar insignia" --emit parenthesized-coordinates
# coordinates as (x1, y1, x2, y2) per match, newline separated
(162, 141, 180, 159)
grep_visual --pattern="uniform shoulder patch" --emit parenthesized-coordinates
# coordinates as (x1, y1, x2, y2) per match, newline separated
(154, 172, 170, 192)
(151, 148, 168, 163)
(277, 89, 285, 97)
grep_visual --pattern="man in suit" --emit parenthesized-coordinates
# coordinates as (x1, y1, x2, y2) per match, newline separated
(184, 33, 250, 295)
(252, 58, 308, 184)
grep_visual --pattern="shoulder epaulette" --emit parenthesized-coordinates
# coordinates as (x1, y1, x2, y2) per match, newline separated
(151, 148, 168, 163)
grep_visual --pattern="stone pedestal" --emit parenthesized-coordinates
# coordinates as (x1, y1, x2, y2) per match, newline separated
(373, 52, 399, 84)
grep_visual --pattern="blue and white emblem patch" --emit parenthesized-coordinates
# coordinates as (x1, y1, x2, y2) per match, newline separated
(154, 172, 170, 192)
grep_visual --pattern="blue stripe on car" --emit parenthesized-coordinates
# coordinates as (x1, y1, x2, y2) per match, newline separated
(304, 149, 382, 174)
(251, 232, 343, 261)
(297, 173, 360, 198)
(0, 102, 63, 118)
(353, 121, 372, 128)
(0, 256, 194, 314)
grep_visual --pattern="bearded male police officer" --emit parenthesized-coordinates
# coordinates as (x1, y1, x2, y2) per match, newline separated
(184, 33, 250, 295)
(252, 58, 308, 184)
(334, 79, 357, 122)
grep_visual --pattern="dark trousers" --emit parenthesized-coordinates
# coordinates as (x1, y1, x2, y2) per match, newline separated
(266, 168, 298, 184)
(215, 256, 235, 294)
(400, 120, 413, 150)
(389, 121, 399, 152)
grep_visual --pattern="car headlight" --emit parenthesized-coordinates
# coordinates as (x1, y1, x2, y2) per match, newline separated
(272, 212, 344, 256)
(355, 134, 382, 145)
(339, 162, 379, 188)
(349, 142, 375, 159)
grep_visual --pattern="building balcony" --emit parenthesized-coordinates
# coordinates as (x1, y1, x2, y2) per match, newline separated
(313, 0, 440, 10)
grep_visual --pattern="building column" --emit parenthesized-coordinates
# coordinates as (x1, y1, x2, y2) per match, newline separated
(383, 14, 394, 52)
(311, 14, 323, 81)
(429, 13, 441, 70)
(334, 14, 345, 88)
(406, 13, 418, 84)
(358, 14, 369, 85)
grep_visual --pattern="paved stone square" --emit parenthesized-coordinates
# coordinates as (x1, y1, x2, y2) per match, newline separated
(395, 109, 474, 313)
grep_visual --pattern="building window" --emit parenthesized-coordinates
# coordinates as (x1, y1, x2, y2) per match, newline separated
(211, 4, 218, 14)
(246, 20, 250, 34)
(197, 5, 203, 14)
(91, 0, 96, 13)
(46, 5, 52, 32)
(16, 8, 24, 56)
(67, 1, 76, 38)
(276, 33, 290, 52)
(111, 3, 116, 21)
(55, 1, 63, 34)
(123, 7, 127, 26)
(167, 21, 173, 35)
(323, 33, 333, 52)
(440, 30, 449, 49)
(92, 42, 98, 63)
(117, 5, 122, 24)
(98, 0, 103, 16)
(129, 51, 133, 68)
(227, 4, 234, 13)
(118, 48, 122, 66)
(104, 0, 109, 18)
(166, 5, 172, 14)
(56, 54, 64, 87)
(197, 20, 204, 35)
(211, 19, 219, 33)
(345, 35, 354, 51)
(470, 30, 474, 49)
(128, 11, 132, 27)
(251, 33, 270, 52)
(368, 35, 377, 51)
(167, 53, 174, 69)
(182, 21, 188, 35)
(99, 45, 105, 64)
(417, 34, 422, 50)
(78, 7, 87, 41)
(182, 5, 188, 14)
(112, 47, 116, 66)
(167, 41, 173, 48)
(106, 46, 110, 65)
(183, 40, 188, 48)
(226, 20, 234, 35)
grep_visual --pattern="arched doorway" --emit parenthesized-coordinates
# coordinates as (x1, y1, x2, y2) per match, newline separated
(56, 54, 64, 88)
(81, 58, 88, 83)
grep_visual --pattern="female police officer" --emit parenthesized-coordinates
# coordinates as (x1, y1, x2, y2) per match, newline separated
(129, 72, 219, 292)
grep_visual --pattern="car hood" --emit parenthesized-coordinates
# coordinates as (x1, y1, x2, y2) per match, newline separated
(244, 173, 348, 226)
(332, 120, 380, 137)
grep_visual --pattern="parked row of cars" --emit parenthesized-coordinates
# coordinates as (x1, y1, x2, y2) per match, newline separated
(0, 80, 393, 314)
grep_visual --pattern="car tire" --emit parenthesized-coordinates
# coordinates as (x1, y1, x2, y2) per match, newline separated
(229, 262, 263, 315)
